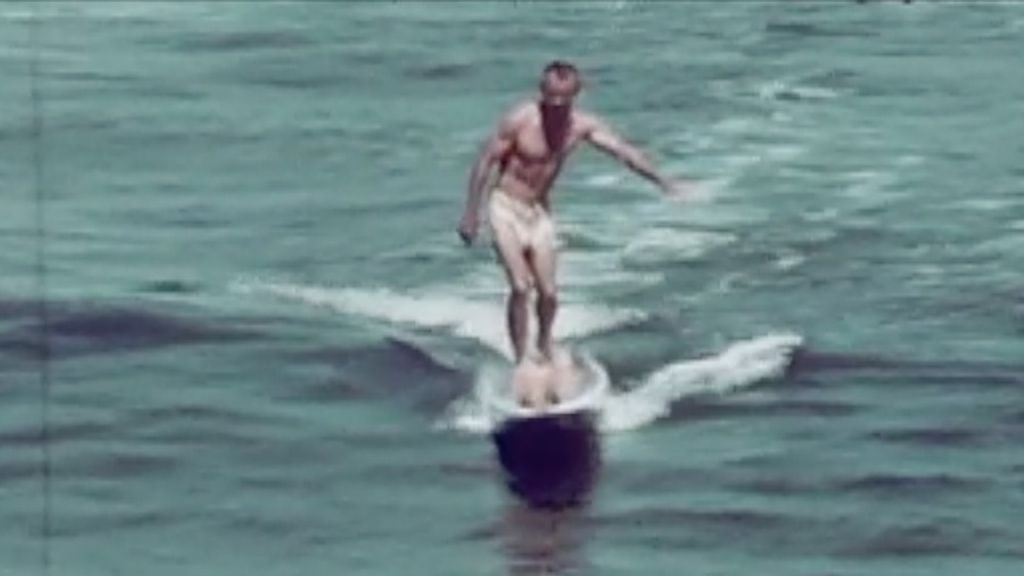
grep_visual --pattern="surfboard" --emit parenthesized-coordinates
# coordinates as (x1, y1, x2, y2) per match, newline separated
(487, 349, 608, 509)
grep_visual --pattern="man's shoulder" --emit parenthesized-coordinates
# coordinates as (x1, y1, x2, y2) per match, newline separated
(507, 100, 537, 121)
(572, 109, 601, 132)
(495, 101, 535, 132)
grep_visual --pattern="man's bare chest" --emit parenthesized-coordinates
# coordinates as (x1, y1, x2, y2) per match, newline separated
(512, 122, 584, 165)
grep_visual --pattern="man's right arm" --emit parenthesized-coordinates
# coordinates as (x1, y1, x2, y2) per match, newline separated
(459, 106, 520, 244)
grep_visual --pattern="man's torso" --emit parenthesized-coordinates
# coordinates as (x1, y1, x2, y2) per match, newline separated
(495, 103, 592, 209)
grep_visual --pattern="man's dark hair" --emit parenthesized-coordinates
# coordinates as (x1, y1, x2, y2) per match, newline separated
(542, 60, 581, 93)
(543, 60, 579, 80)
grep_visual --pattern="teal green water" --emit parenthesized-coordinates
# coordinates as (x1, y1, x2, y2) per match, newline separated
(2, 2, 1023, 575)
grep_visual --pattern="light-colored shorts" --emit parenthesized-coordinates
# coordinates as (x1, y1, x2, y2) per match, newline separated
(488, 188, 555, 251)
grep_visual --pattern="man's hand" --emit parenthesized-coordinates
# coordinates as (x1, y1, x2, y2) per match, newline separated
(660, 179, 697, 201)
(457, 214, 479, 246)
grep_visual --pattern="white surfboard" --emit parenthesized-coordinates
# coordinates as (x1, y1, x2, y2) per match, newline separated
(483, 348, 611, 422)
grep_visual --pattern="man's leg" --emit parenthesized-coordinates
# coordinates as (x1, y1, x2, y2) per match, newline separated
(528, 218, 558, 362)
(491, 220, 534, 364)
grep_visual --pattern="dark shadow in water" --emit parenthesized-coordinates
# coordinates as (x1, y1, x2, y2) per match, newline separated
(788, 347, 1024, 388)
(491, 411, 602, 511)
(290, 335, 472, 413)
(0, 296, 260, 362)
(496, 500, 592, 576)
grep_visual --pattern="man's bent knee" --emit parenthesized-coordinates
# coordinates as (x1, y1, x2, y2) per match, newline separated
(509, 278, 533, 300)
(537, 286, 558, 305)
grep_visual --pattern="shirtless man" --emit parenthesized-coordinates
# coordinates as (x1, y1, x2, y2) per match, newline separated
(457, 61, 690, 406)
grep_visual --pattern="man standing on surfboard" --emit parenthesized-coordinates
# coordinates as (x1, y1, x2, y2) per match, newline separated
(458, 61, 692, 406)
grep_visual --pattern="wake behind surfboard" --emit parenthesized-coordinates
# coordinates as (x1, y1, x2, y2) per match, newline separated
(479, 336, 802, 508)
(486, 349, 608, 509)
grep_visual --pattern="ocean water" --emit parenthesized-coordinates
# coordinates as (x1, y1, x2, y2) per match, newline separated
(2, 2, 1023, 575)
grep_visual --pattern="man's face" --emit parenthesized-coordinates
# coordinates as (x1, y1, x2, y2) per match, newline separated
(539, 74, 580, 112)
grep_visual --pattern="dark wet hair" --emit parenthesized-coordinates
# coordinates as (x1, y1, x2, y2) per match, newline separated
(543, 60, 579, 80)
(541, 60, 581, 92)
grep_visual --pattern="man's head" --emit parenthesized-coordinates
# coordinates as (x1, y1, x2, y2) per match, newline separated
(539, 60, 582, 109)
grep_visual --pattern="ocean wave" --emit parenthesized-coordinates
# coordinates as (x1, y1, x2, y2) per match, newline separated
(440, 333, 802, 435)
(231, 279, 644, 357)
(582, 172, 626, 189)
(758, 80, 840, 102)
(601, 333, 803, 432)
(621, 227, 737, 266)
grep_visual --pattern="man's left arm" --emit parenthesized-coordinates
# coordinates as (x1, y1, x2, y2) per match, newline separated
(582, 114, 684, 196)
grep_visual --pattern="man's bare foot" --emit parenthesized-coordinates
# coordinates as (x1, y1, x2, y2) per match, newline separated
(550, 347, 581, 402)
(512, 358, 553, 409)
(519, 346, 580, 405)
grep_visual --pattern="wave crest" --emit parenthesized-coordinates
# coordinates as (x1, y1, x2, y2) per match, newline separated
(231, 279, 644, 357)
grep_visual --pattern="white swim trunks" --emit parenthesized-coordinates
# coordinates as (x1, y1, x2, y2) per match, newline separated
(488, 188, 555, 251)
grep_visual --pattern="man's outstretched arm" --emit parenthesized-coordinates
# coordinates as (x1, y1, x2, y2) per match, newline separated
(459, 108, 521, 244)
(583, 115, 683, 195)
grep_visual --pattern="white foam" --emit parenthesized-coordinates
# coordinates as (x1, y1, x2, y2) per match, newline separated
(439, 350, 610, 434)
(583, 172, 626, 189)
(841, 169, 898, 201)
(711, 116, 760, 136)
(772, 250, 806, 271)
(560, 251, 665, 289)
(722, 153, 766, 170)
(621, 228, 736, 266)
(436, 389, 492, 434)
(0, 7, 32, 21)
(36, 2, 209, 20)
(762, 143, 806, 163)
(232, 279, 644, 358)
(758, 80, 839, 102)
(958, 197, 1019, 213)
(440, 333, 803, 435)
(600, 333, 803, 432)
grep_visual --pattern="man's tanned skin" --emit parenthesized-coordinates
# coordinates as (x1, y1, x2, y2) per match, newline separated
(458, 61, 692, 407)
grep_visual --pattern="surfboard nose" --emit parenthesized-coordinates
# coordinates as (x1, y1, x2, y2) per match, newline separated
(491, 411, 602, 509)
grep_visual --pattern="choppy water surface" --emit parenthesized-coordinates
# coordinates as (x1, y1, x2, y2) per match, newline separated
(1, 2, 1022, 575)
